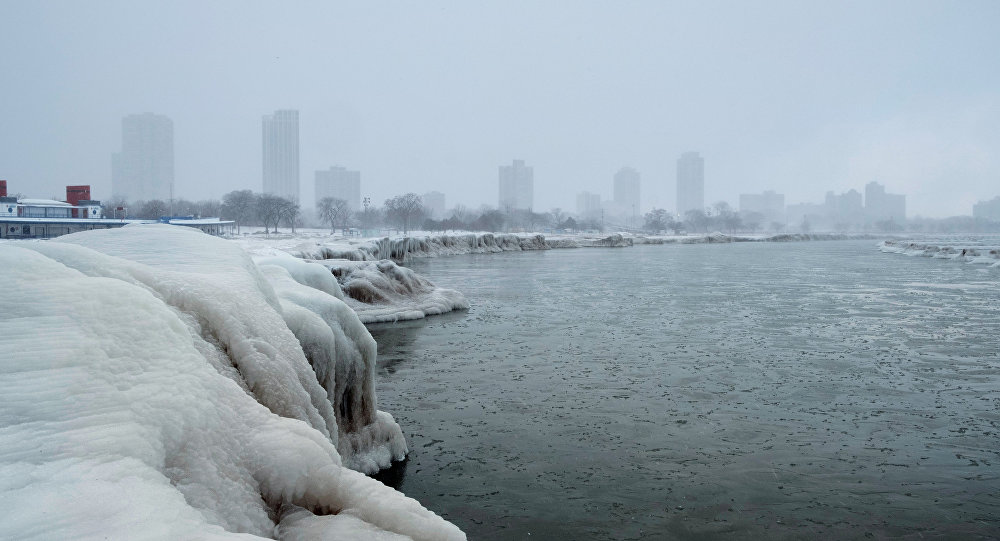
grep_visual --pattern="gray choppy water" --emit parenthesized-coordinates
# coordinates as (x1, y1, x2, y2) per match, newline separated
(369, 241, 1000, 540)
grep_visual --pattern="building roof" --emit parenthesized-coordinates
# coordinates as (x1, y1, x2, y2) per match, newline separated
(18, 199, 72, 207)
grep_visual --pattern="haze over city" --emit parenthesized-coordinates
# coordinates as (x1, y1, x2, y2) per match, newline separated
(2, 0, 999, 217)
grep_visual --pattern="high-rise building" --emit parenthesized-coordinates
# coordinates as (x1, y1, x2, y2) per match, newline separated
(613, 167, 641, 219)
(973, 196, 1000, 220)
(422, 191, 446, 219)
(677, 152, 705, 216)
(314, 166, 360, 211)
(576, 191, 601, 216)
(739, 190, 785, 225)
(864, 181, 906, 224)
(498, 159, 533, 211)
(112, 113, 174, 202)
(263, 110, 300, 203)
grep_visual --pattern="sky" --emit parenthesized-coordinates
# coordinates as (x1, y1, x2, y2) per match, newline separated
(1, 0, 998, 218)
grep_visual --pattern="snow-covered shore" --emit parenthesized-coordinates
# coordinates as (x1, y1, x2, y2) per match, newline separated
(0, 226, 464, 540)
(235, 230, 882, 263)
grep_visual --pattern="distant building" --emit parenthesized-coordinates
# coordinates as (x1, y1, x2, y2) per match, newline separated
(973, 196, 1000, 220)
(422, 191, 446, 219)
(576, 191, 601, 216)
(315, 166, 361, 211)
(739, 190, 785, 225)
(498, 159, 534, 211)
(785, 202, 825, 230)
(112, 112, 174, 202)
(613, 167, 641, 222)
(824, 189, 864, 228)
(677, 152, 704, 216)
(864, 181, 906, 224)
(263, 110, 300, 203)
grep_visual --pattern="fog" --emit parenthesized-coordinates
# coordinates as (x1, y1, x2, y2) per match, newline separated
(2, 0, 998, 217)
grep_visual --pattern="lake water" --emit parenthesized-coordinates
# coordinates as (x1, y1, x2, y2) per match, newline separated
(369, 241, 1000, 540)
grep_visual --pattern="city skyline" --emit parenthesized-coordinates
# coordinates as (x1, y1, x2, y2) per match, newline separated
(3, 2, 998, 218)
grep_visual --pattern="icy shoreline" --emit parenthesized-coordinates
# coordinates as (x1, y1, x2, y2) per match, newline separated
(1, 226, 464, 540)
(236, 230, 884, 264)
(880, 238, 1000, 267)
(231, 231, 887, 324)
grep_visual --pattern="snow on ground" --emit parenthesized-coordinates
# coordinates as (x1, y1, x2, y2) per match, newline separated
(0, 225, 464, 540)
(881, 237, 1000, 267)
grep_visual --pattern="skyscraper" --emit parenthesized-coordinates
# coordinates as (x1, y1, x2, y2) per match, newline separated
(676, 152, 704, 216)
(111, 113, 174, 202)
(262, 110, 300, 203)
(315, 166, 361, 211)
(613, 167, 641, 220)
(498, 159, 533, 211)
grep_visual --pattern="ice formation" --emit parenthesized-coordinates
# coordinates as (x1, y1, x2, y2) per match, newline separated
(881, 239, 1000, 267)
(0, 225, 464, 540)
(320, 259, 469, 323)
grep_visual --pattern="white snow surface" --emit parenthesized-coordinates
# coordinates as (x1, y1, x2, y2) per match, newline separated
(0, 225, 464, 541)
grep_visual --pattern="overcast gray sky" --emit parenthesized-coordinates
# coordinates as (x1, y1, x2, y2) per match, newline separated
(2, 0, 998, 217)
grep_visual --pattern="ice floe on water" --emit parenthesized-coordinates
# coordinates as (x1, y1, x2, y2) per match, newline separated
(0, 225, 464, 540)
(881, 237, 1000, 267)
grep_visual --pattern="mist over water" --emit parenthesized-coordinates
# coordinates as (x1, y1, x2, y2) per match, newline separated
(371, 241, 1000, 539)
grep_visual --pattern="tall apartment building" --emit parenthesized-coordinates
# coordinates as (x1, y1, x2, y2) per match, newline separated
(864, 181, 906, 224)
(263, 110, 300, 203)
(111, 113, 174, 202)
(498, 159, 534, 211)
(576, 191, 601, 216)
(613, 167, 641, 218)
(422, 191, 446, 219)
(677, 152, 705, 216)
(314, 166, 361, 211)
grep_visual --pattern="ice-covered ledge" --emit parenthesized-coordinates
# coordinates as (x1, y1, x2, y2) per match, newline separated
(1, 225, 464, 540)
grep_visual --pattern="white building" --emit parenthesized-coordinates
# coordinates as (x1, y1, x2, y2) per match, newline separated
(498, 159, 534, 211)
(422, 191, 446, 219)
(263, 110, 300, 203)
(315, 166, 361, 211)
(677, 152, 705, 217)
(112, 113, 174, 202)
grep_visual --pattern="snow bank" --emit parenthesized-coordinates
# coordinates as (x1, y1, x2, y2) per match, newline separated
(318, 259, 469, 323)
(880, 239, 1000, 267)
(1, 225, 464, 540)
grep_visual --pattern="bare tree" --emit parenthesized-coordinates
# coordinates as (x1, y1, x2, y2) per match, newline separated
(317, 197, 351, 233)
(257, 194, 288, 235)
(384, 193, 424, 234)
(684, 209, 709, 233)
(135, 199, 169, 219)
(280, 199, 301, 233)
(222, 190, 259, 234)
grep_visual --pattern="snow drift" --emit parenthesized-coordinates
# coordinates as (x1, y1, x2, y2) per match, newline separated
(0, 225, 464, 540)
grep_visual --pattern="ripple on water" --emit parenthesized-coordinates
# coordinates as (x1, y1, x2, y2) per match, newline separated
(370, 241, 1000, 540)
